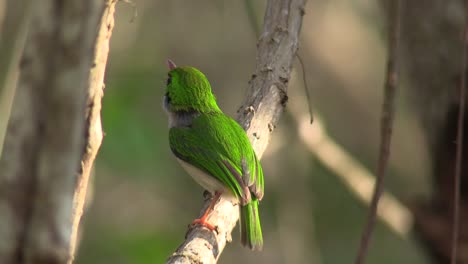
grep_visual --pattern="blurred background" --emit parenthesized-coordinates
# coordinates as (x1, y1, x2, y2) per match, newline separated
(53, 0, 433, 263)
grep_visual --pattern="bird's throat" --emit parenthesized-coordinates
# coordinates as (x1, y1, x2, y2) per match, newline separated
(167, 110, 200, 128)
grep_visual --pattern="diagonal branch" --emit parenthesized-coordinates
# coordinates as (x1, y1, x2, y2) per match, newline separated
(287, 108, 413, 238)
(450, 4, 468, 264)
(68, 1, 117, 263)
(0, 0, 32, 154)
(355, 0, 403, 263)
(166, 0, 306, 263)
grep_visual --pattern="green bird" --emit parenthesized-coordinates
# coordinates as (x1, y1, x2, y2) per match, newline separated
(162, 59, 264, 250)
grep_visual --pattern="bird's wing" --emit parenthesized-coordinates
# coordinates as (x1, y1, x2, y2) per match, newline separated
(169, 113, 264, 204)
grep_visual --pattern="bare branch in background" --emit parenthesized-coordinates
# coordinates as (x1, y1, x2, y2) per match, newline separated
(68, 1, 117, 263)
(451, 5, 468, 264)
(355, 0, 402, 263)
(295, 54, 314, 124)
(0, 0, 103, 262)
(166, 0, 306, 263)
(287, 102, 412, 238)
(0, 0, 32, 154)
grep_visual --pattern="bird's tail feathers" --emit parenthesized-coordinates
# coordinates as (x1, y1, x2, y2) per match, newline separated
(240, 198, 263, 250)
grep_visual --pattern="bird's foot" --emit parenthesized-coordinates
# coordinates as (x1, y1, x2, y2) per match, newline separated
(185, 191, 222, 238)
(185, 219, 219, 238)
(190, 218, 217, 233)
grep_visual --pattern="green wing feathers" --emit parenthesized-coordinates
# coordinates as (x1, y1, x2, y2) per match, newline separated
(169, 112, 264, 250)
(169, 113, 264, 201)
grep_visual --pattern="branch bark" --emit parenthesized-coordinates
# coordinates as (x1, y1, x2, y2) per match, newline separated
(68, 1, 116, 263)
(166, 0, 306, 263)
(0, 0, 103, 263)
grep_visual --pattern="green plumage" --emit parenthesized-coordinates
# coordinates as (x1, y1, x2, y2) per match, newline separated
(166, 67, 220, 113)
(164, 64, 264, 250)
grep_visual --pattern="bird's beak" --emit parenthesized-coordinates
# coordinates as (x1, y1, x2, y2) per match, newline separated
(167, 59, 177, 70)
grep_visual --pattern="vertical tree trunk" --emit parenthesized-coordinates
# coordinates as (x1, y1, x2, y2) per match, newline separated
(0, 0, 105, 263)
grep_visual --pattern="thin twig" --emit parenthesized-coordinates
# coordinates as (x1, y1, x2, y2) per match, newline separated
(355, 0, 402, 263)
(295, 54, 313, 124)
(450, 5, 468, 264)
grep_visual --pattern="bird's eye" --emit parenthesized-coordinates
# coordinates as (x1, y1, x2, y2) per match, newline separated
(166, 74, 172, 86)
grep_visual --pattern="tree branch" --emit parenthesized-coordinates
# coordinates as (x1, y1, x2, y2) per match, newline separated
(355, 0, 402, 263)
(0, 0, 32, 153)
(287, 106, 413, 238)
(166, 0, 306, 263)
(0, 0, 103, 263)
(68, 1, 116, 263)
(451, 4, 468, 263)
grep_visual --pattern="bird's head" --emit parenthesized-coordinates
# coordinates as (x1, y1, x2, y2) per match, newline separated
(163, 60, 220, 113)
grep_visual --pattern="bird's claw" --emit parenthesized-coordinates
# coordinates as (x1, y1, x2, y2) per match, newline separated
(190, 219, 216, 232)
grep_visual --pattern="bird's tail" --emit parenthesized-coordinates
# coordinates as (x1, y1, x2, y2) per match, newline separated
(240, 198, 263, 250)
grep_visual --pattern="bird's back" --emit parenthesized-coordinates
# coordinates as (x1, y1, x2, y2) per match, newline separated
(169, 111, 263, 201)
